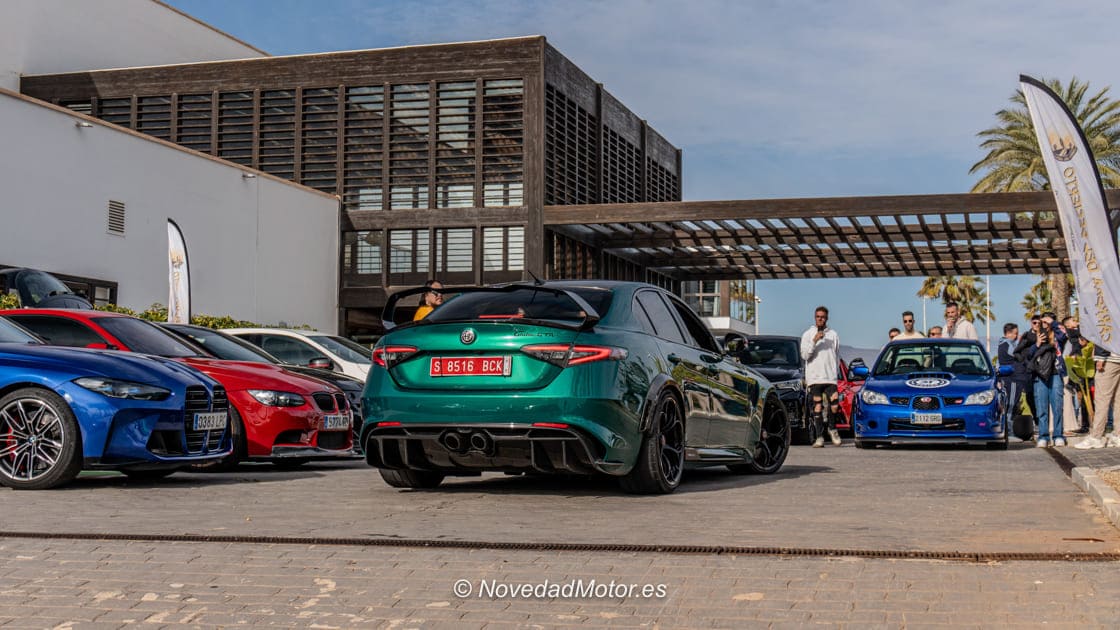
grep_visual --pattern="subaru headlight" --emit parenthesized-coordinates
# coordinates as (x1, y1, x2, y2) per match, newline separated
(964, 389, 996, 406)
(73, 377, 170, 401)
(248, 390, 306, 407)
(860, 389, 889, 405)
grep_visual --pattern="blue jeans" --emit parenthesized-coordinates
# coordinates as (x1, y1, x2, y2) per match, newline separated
(1034, 374, 1064, 440)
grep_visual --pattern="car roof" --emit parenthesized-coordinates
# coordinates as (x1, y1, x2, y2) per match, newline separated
(887, 338, 983, 345)
(747, 335, 799, 342)
(223, 327, 323, 335)
(0, 308, 121, 319)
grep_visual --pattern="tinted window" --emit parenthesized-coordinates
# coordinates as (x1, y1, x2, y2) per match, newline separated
(426, 287, 612, 325)
(667, 297, 720, 352)
(7, 315, 104, 347)
(635, 291, 686, 344)
(166, 326, 278, 363)
(15, 270, 74, 306)
(0, 317, 41, 344)
(310, 335, 372, 365)
(97, 317, 201, 358)
(256, 334, 321, 365)
(742, 339, 800, 368)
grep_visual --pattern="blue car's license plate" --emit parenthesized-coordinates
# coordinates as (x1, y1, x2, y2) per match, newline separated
(193, 412, 227, 431)
(912, 413, 942, 425)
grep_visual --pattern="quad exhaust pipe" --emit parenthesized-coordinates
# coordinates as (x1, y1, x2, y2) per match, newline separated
(440, 430, 494, 456)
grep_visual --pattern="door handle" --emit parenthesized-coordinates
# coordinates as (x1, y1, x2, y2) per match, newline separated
(667, 353, 682, 364)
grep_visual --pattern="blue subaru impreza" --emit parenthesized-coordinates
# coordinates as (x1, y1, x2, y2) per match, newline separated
(0, 316, 231, 489)
(851, 339, 1012, 449)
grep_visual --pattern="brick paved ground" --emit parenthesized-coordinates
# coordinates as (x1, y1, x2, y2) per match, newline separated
(3, 443, 1120, 626)
(1, 443, 1117, 555)
(1, 538, 1119, 628)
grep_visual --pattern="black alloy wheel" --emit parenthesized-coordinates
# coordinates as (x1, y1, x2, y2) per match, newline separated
(621, 392, 685, 494)
(730, 398, 790, 474)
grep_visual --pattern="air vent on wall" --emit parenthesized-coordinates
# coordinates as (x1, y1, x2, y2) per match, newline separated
(107, 200, 126, 235)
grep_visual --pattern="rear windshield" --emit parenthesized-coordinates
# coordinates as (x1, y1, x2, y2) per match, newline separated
(425, 287, 613, 325)
(99, 317, 202, 358)
(874, 343, 991, 377)
(167, 326, 277, 363)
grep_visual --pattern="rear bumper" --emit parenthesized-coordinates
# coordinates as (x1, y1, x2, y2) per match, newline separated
(363, 423, 625, 476)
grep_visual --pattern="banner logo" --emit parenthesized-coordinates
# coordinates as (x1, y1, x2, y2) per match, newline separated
(1049, 131, 1077, 162)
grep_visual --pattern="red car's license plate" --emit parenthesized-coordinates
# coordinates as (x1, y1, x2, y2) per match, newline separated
(430, 356, 512, 377)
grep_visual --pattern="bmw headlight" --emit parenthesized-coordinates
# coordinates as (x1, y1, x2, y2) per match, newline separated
(964, 389, 996, 405)
(774, 379, 803, 392)
(860, 389, 889, 405)
(248, 390, 306, 407)
(73, 377, 170, 401)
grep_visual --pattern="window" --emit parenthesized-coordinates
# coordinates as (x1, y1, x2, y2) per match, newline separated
(435, 228, 473, 273)
(6, 316, 104, 348)
(482, 226, 524, 271)
(682, 280, 720, 317)
(255, 334, 322, 365)
(389, 229, 429, 274)
(668, 297, 720, 353)
(436, 82, 476, 208)
(635, 291, 685, 344)
(343, 231, 383, 275)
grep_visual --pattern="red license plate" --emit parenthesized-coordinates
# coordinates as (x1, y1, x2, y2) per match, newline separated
(430, 356, 512, 377)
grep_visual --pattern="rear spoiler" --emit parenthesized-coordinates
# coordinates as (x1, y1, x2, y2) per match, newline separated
(382, 283, 601, 332)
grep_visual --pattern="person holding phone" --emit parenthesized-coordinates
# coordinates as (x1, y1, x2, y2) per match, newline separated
(801, 306, 842, 447)
(1015, 314, 1066, 447)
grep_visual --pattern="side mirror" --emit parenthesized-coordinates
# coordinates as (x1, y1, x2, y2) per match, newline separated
(852, 366, 870, 379)
(308, 357, 334, 370)
(997, 365, 1014, 377)
(722, 332, 747, 356)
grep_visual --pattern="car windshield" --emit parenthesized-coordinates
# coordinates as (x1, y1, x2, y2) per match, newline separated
(0, 317, 41, 344)
(424, 286, 613, 326)
(874, 343, 991, 377)
(98, 317, 202, 358)
(741, 339, 800, 368)
(167, 326, 279, 364)
(16, 270, 74, 306)
(310, 335, 372, 365)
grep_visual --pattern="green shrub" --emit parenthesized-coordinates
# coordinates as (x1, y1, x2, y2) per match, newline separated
(92, 301, 307, 330)
(0, 294, 20, 310)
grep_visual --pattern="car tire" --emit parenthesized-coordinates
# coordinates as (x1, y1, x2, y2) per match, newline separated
(854, 439, 870, 449)
(379, 468, 445, 489)
(729, 398, 790, 475)
(0, 387, 83, 490)
(986, 437, 1009, 450)
(122, 468, 178, 481)
(192, 406, 246, 472)
(620, 391, 685, 494)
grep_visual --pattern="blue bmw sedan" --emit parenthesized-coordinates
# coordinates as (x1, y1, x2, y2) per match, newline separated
(851, 339, 1012, 449)
(0, 316, 231, 489)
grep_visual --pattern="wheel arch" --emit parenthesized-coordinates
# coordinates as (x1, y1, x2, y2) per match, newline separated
(638, 375, 684, 434)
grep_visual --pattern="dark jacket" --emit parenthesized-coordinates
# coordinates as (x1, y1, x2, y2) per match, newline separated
(1014, 330, 1066, 381)
(998, 336, 1030, 383)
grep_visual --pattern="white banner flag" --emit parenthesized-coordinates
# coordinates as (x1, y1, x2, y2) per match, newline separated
(167, 220, 191, 324)
(1021, 75, 1120, 354)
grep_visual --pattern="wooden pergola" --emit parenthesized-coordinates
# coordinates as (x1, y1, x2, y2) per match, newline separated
(545, 190, 1120, 281)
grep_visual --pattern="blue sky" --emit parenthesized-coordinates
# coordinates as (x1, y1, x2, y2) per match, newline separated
(167, 0, 1120, 349)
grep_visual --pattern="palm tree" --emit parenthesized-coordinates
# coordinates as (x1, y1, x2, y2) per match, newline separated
(916, 275, 992, 324)
(969, 77, 1120, 320)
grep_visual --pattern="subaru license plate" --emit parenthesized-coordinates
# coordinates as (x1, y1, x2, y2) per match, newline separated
(912, 413, 942, 425)
(321, 414, 350, 431)
(193, 412, 227, 431)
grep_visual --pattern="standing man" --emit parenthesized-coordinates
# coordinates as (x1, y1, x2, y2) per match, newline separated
(944, 302, 979, 340)
(997, 323, 1030, 442)
(1060, 315, 1089, 435)
(801, 306, 842, 447)
(1076, 344, 1120, 449)
(895, 311, 925, 340)
(1015, 314, 1066, 447)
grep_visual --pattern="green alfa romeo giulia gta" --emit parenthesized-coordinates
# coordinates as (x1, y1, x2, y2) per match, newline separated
(360, 281, 789, 494)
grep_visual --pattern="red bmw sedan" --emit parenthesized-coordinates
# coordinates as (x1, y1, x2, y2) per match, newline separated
(1, 309, 353, 469)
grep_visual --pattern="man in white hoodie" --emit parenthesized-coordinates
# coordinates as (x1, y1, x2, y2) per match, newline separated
(801, 306, 842, 447)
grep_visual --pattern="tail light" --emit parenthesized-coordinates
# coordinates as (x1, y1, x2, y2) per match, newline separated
(372, 345, 418, 368)
(520, 344, 627, 367)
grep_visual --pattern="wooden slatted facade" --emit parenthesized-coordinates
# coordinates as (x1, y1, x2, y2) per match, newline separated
(21, 36, 682, 337)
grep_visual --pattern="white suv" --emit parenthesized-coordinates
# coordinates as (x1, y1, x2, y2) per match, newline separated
(224, 328, 372, 382)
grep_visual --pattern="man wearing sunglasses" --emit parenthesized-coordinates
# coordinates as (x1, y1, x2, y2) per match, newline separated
(894, 310, 924, 340)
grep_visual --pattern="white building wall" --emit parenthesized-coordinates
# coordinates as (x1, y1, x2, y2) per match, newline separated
(0, 91, 340, 333)
(0, 0, 265, 91)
